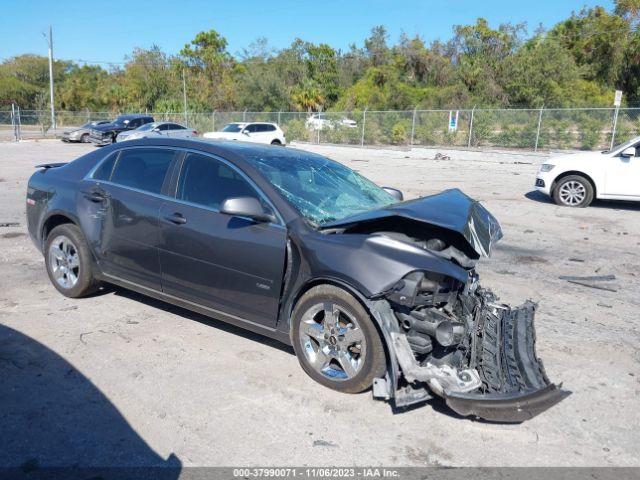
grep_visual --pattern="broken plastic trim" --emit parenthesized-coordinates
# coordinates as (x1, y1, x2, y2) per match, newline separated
(371, 295, 570, 422)
(444, 384, 570, 423)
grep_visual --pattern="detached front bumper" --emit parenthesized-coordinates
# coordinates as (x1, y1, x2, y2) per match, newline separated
(445, 384, 569, 423)
(89, 135, 112, 146)
(373, 295, 569, 423)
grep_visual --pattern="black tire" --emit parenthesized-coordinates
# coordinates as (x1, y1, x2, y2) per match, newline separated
(291, 285, 386, 393)
(270, 139, 282, 146)
(80, 133, 90, 143)
(552, 175, 594, 208)
(44, 223, 101, 298)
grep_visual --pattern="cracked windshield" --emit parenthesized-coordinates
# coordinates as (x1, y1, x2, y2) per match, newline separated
(248, 154, 396, 225)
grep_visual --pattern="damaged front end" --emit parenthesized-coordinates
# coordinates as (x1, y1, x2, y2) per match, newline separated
(372, 272, 569, 422)
(319, 189, 568, 421)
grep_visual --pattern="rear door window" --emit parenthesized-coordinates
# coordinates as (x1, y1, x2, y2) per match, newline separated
(92, 152, 118, 181)
(110, 148, 178, 194)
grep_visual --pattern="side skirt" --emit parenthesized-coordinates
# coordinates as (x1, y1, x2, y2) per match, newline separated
(97, 272, 292, 346)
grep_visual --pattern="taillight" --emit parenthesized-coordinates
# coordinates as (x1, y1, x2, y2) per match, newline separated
(193, 130, 198, 136)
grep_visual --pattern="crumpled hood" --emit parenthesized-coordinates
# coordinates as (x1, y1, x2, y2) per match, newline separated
(320, 188, 503, 257)
(92, 123, 129, 133)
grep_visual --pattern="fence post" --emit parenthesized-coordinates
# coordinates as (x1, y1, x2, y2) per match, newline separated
(317, 111, 321, 144)
(467, 106, 476, 148)
(182, 68, 188, 127)
(212, 110, 216, 132)
(410, 107, 417, 146)
(11, 103, 17, 142)
(361, 108, 368, 147)
(610, 106, 620, 150)
(278, 110, 281, 125)
(243, 110, 247, 121)
(534, 106, 544, 152)
(16, 106, 22, 141)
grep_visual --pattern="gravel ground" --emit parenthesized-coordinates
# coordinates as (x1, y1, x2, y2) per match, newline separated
(0, 140, 639, 468)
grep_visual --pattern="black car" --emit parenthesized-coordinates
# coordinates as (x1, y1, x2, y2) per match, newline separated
(26, 139, 568, 422)
(89, 114, 154, 146)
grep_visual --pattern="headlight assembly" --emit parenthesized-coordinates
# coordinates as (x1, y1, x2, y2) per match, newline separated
(539, 164, 555, 173)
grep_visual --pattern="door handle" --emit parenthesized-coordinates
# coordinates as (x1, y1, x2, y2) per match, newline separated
(82, 190, 108, 202)
(164, 212, 187, 225)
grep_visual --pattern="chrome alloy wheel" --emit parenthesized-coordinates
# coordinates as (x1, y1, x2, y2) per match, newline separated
(558, 180, 586, 206)
(298, 301, 366, 380)
(48, 235, 80, 289)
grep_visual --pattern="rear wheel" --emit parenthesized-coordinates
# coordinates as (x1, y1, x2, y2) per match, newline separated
(553, 175, 594, 207)
(291, 285, 386, 393)
(45, 224, 101, 298)
(270, 139, 282, 146)
(80, 133, 90, 143)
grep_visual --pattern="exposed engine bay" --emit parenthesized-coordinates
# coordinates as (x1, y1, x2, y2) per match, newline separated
(328, 204, 570, 422)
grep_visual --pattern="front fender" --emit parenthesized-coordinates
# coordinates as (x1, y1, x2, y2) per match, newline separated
(300, 232, 469, 297)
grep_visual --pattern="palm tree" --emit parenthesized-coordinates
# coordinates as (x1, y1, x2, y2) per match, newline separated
(292, 81, 324, 112)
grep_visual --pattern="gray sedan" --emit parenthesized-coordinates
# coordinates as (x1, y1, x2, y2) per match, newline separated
(116, 121, 197, 142)
(61, 121, 110, 143)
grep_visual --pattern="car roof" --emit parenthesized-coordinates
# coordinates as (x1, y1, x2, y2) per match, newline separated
(115, 114, 153, 119)
(112, 137, 306, 163)
(226, 122, 278, 126)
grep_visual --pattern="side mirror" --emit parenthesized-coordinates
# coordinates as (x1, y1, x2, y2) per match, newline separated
(382, 187, 404, 201)
(621, 147, 635, 157)
(220, 197, 273, 223)
(152, 127, 160, 132)
(242, 130, 250, 136)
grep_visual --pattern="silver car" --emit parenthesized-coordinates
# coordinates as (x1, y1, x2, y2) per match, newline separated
(116, 121, 197, 142)
(61, 121, 110, 143)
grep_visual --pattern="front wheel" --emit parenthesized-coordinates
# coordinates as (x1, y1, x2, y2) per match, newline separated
(80, 133, 90, 143)
(291, 285, 386, 393)
(553, 175, 594, 207)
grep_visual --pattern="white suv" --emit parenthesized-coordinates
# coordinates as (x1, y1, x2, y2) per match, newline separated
(203, 122, 286, 145)
(535, 136, 640, 207)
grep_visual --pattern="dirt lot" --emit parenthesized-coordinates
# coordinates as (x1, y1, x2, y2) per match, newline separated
(1, 140, 639, 467)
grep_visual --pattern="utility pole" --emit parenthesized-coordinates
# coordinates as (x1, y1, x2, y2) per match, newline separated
(182, 69, 188, 126)
(44, 26, 56, 129)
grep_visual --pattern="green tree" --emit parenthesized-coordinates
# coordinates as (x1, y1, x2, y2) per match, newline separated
(364, 26, 391, 67)
(121, 46, 179, 111)
(292, 80, 324, 112)
(179, 29, 236, 110)
(451, 18, 526, 105)
(549, 7, 629, 87)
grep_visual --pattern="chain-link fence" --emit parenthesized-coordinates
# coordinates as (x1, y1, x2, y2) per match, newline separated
(4, 105, 640, 151)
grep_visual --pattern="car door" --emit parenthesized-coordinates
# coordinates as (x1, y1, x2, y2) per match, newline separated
(166, 123, 188, 138)
(158, 151, 287, 327)
(156, 123, 171, 137)
(241, 124, 260, 143)
(77, 147, 180, 290)
(255, 124, 272, 143)
(604, 144, 640, 196)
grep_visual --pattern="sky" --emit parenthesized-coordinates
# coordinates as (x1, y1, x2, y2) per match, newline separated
(0, 0, 616, 65)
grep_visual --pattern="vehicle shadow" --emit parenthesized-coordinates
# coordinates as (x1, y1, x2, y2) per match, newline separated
(525, 190, 640, 211)
(111, 287, 295, 356)
(0, 324, 181, 474)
